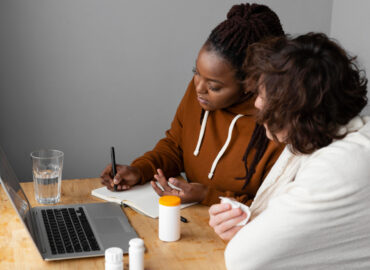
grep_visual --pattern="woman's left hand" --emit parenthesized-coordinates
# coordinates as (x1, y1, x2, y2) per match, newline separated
(151, 168, 208, 203)
(209, 203, 246, 241)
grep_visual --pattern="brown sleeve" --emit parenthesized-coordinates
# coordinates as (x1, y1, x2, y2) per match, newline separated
(131, 81, 194, 184)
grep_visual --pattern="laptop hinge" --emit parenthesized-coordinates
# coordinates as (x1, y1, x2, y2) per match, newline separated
(30, 208, 47, 253)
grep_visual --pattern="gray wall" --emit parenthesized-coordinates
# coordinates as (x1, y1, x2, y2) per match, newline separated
(330, 0, 370, 115)
(0, 0, 334, 181)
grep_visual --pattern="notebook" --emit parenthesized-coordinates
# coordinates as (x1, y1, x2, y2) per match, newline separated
(91, 182, 197, 218)
(0, 146, 138, 261)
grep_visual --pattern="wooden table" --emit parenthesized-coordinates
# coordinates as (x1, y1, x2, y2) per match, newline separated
(0, 178, 226, 270)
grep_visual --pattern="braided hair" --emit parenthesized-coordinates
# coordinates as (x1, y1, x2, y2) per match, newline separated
(203, 3, 284, 189)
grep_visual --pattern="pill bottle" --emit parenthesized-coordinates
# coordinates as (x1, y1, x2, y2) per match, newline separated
(105, 247, 123, 270)
(129, 238, 145, 270)
(158, 195, 181, 242)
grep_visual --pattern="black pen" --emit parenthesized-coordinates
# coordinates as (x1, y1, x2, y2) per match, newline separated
(180, 216, 188, 223)
(111, 146, 118, 191)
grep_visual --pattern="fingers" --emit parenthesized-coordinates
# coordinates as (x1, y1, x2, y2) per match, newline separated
(115, 183, 131, 191)
(209, 203, 231, 216)
(100, 177, 113, 190)
(209, 206, 247, 241)
(100, 164, 116, 190)
(100, 164, 113, 183)
(170, 181, 207, 203)
(218, 225, 243, 241)
(151, 180, 164, 196)
(154, 169, 172, 192)
(114, 165, 138, 190)
(152, 169, 187, 199)
(100, 163, 141, 191)
(151, 179, 182, 196)
(112, 173, 129, 190)
(209, 204, 238, 228)
(215, 209, 246, 230)
(100, 164, 113, 178)
(210, 207, 245, 227)
(168, 177, 188, 191)
(100, 164, 133, 191)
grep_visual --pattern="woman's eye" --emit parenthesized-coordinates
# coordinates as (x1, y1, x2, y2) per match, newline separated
(192, 67, 199, 75)
(208, 85, 221, 92)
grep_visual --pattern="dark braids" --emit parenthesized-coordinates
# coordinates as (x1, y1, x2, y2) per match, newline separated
(237, 124, 270, 189)
(203, 3, 284, 188)
(206, 3, 284, 80)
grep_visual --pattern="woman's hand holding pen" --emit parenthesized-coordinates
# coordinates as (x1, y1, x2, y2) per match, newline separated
(208, 203, 246, 241)
(100, 164, 141, 191)
(151, 168, 208, 204)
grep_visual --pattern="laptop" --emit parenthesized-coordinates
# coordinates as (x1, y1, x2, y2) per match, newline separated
(0, 146, 138, 261)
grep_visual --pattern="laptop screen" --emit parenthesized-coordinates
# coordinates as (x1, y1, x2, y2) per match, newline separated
(0, 146, 32, 229)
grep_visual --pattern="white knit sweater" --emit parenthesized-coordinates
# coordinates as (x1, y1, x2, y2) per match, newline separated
(225, 116, 370, 270)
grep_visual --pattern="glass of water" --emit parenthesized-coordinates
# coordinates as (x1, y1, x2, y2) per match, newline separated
(30, 149, 64, 204)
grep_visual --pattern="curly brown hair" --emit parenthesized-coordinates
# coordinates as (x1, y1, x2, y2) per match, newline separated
(244, 33, 368, 154)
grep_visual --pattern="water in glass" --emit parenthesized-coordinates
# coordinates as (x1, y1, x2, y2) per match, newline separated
(33, 166, 61, 204)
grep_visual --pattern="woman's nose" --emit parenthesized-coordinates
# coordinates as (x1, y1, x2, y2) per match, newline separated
(195, 79, 207, 95)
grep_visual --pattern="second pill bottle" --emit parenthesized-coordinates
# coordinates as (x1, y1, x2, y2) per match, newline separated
(158, 195, 180, 242)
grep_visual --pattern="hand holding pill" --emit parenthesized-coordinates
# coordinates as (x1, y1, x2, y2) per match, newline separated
(219, 196, 251, 226)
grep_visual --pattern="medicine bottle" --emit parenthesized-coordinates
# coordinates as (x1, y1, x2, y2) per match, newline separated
(129, 238, 145, 270)
(158, 195, 181, 242)
(105, 247, 123, 270)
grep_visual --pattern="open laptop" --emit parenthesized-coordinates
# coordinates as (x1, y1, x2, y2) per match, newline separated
(0, 146, 138, 261)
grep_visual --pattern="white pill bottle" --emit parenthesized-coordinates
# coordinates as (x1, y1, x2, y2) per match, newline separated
(105, 247, 123, 270)
(158, 195, 180, 242)
(129, 238, 145, 270)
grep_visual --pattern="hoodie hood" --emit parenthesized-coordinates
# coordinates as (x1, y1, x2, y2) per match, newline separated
(225, 94, 257, 116)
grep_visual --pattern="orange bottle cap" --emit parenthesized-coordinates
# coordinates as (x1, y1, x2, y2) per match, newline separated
(159, 195, 181, 206)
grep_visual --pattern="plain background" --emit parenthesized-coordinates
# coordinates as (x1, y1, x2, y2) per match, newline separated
(0, 0, 368, 181)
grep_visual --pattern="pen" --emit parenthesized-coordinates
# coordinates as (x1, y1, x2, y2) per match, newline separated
(111, 146, 118, 191)
(180, 216, 188, 223)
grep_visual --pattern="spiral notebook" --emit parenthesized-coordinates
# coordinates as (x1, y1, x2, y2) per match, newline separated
(91, 182, 196, 218)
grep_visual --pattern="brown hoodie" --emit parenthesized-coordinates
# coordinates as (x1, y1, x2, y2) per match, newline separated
(131, 78, 283, 205)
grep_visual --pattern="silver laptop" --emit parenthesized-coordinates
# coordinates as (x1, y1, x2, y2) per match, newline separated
(0, 146, 138, 261)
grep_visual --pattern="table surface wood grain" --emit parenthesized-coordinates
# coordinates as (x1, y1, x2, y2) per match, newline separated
(0, 178, 226, 270)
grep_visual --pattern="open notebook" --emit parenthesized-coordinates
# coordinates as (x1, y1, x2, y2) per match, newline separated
(91, 182, 196, 218)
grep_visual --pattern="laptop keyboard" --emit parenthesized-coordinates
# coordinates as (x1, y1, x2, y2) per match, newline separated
(41, 207, 101, 254)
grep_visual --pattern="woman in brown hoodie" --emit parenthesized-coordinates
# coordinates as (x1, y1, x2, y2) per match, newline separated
(100, 3, 284, 205)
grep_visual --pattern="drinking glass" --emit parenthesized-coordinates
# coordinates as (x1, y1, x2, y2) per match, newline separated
(31, 149, 64, 204)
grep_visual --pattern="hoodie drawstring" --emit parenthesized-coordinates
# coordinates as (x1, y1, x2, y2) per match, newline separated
(193, 111, 244, 179)
(193, 110, 209, 156)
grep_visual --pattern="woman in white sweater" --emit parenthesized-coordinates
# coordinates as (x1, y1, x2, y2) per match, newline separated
(209, 33, 370, 269)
